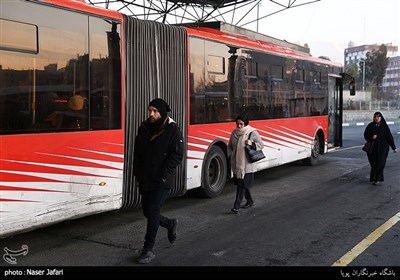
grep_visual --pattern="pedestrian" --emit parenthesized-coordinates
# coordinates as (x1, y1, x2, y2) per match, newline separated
(133, 98, 184, 264)
(363, 111, 397, 185)
(227, 114, 264, 214)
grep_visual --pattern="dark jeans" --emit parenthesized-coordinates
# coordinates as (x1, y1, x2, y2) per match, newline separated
(141, 188, 173, 250)
(233, 173, 254, 209)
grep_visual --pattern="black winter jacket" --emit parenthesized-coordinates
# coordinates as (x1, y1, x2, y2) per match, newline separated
(133, 117, 184, 192)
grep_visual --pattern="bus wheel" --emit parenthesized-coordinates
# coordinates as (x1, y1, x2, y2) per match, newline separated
(200, 145, 227, 198)
(302, 135, 321, 166)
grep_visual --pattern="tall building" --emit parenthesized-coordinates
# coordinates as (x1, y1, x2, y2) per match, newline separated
(344, 43, 398, 97)
(344, 42, 398, 69)
(382, 56, 400, 95)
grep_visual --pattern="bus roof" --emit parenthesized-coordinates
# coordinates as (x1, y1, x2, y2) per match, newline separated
(41, 0, 341, 68)
(42, 0, 123, 20)
(185, 23, 343, 68)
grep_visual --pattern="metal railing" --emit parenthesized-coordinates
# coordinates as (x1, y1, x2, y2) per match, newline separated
(343, 99, 400, 111)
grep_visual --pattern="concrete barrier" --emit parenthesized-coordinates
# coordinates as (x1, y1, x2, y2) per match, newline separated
(343, 110, 400, 126)
(343, 110, 400, 122)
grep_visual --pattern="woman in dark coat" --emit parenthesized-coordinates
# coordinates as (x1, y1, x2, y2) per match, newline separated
(363, 111, 397, 185)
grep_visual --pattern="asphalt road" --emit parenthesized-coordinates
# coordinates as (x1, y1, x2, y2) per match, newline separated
(1, 125, 399, 279)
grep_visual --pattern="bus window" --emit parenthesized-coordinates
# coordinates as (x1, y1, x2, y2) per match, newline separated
(0, 19, 38, 54)
(0, 3, 121, 134)
(189, 37, 205, 125)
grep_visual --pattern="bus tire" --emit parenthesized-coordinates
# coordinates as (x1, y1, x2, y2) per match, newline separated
(302, 134, 321, 166)
(200, 145, 227, 198)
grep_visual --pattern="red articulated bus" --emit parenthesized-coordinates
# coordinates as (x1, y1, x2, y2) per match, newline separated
(0, 0, 350, 237)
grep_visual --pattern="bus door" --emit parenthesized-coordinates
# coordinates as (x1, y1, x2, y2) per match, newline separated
(327, 74, 343, 149)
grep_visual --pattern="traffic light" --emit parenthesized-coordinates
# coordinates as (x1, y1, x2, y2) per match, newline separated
(349, 78, 355, 96)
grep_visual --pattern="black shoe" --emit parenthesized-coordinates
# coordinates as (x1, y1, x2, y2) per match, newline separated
(231, 208, 239, 214)
(241, 201, 254, 209)
(168, 219, 178, 244)
(137, 249, 155, 264)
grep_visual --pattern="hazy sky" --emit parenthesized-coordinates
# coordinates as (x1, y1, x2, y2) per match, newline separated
(255, 0, 400, 63)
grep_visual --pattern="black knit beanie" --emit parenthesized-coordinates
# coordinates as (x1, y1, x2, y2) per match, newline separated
(148, 98, 171, 118)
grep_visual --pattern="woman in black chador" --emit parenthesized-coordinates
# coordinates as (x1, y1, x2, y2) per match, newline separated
(363, 112, 397, 185)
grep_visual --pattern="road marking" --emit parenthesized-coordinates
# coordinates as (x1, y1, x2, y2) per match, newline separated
(343, 121, 398, 127)
(332, 212, 400, 266)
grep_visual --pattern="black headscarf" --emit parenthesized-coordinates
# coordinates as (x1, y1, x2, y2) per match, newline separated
(373, 111, 388, 127)
(235, 114, 249, 126)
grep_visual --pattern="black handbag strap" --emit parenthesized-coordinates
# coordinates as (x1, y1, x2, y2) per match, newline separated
(248, 131, 256, 149)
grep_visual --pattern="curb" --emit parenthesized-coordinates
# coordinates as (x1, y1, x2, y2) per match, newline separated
(343, 120, 400, 127)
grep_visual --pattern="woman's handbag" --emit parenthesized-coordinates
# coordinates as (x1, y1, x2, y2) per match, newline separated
(362, 141, 373, 153)
(245, 132, 266, 162)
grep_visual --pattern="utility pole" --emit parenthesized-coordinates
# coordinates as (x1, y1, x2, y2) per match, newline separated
(256, 1, 260, 32)
(360, 59, 366, 92)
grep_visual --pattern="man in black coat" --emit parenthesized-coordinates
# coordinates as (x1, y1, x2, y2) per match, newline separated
(133, 98, 184, 264)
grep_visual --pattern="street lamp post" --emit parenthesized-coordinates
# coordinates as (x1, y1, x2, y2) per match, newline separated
(360, 59, 366, 92)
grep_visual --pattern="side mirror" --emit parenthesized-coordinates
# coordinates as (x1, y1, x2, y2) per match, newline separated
(349, 78, 355, 96)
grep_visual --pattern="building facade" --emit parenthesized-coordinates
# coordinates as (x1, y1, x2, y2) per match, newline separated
(382, 56, 400, 95)
(344, 43, 399, 98)
(344, 42, 398, 68)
